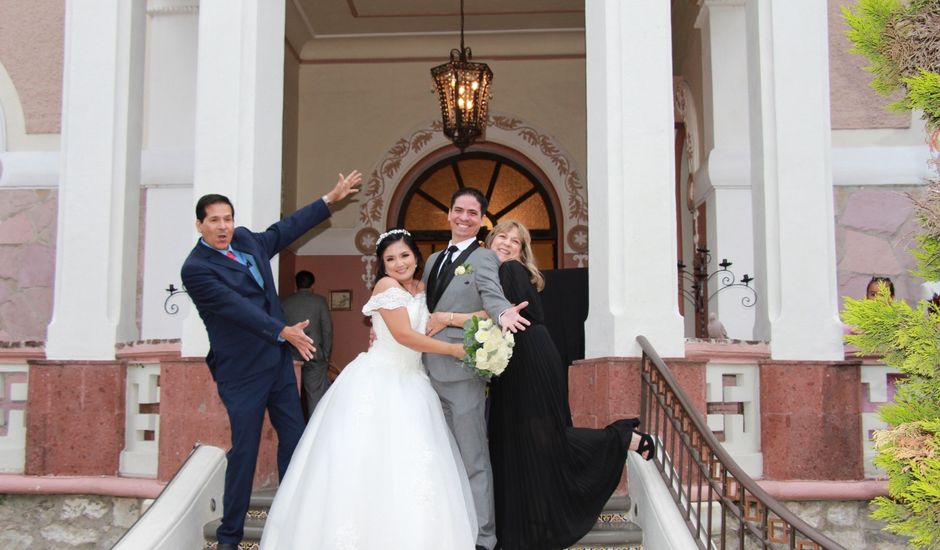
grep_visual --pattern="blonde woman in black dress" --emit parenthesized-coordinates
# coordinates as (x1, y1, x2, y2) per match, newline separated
(477, 220, 652, 550)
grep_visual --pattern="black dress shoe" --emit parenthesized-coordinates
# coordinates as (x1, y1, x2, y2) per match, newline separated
(217, 543, 238, 550)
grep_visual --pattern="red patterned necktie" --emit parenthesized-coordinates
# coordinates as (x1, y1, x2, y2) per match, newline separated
(226, 250, 238, 261)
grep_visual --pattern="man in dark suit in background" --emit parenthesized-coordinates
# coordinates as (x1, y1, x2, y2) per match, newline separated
(181, 170, 361, 549)
(281, 269, 333, 420)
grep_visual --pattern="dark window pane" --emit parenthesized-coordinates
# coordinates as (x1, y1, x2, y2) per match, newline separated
(404, 193, 449, 230)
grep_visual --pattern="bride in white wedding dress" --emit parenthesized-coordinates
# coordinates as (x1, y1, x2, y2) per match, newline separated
(260, 229, 477, 550)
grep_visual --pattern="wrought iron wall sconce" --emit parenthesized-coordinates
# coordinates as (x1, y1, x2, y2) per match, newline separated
(164, 283, 188, 315)
(678, 248, 756, 337)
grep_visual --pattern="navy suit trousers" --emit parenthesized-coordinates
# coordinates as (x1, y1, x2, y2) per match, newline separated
(215, 362, 305, 544)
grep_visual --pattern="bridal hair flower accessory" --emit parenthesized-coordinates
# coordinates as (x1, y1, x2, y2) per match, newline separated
(455, 262, 474, 276)
(376, 228, 411, 247)
(461, 316, 514, 380)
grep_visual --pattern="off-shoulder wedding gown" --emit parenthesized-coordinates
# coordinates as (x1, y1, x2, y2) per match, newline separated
(260, 287, 477, 549)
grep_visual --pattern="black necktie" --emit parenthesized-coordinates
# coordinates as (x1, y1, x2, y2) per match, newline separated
(439, 245, 459, 277)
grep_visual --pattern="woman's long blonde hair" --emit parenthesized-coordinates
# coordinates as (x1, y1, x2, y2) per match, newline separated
(485, 219, 545, 291)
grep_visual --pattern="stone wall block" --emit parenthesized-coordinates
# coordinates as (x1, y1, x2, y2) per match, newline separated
(607, 360, 640, 420)
(1, 290, 50, 341)
(825, 500, 859, 527)
(112, 498, 142, 529)
(841, 190, 913, 235)
(40, 524, 99, 546)
(17, 244, 55, 288)
(0, 190, 40, 219)
(0, 189, 57, 342)
(0, 246, 22, 279)
(25, 362, 125, 476)
(61, 497, 108, 520)
(0, 494, 142, 549)
(839, 230, 902, 275)
(0, 530, 34, 549)
(760, 362, 863, 480)
(25, 194, 56, 236)
(0, 213, 34, 245)
(568, 361, 597, 427)
(0, 279, 11, 304)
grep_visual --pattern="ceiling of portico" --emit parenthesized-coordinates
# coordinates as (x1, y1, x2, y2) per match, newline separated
(287, 1, 698, 63)
(292, 0, 583, 36)
(286, 0, 585, 59)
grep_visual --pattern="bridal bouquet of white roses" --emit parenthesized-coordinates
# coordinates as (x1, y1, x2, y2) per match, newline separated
(461, 316, 515, 380)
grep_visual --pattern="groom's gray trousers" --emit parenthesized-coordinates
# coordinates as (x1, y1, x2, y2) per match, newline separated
(429, 375, 494, 548)
(423, 245, 509, 550)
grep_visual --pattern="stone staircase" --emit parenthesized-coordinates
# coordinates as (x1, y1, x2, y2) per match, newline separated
(202, 490, 643, 549)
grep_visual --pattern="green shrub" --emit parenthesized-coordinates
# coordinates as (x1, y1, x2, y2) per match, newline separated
(842, 0, 940, 130)
(843, 275, 940, 547)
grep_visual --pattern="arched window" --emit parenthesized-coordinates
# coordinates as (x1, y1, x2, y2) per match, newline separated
(396, 151, 559, 269)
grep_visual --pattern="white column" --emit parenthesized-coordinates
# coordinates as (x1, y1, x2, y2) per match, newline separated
(139, 1, 199, 341)
(180, 0, 286, 357)
(584, 0, 684, 358)
(745, 0, 843, 359)
(46, 0, 147, 359)
(695, 0, 756, 340)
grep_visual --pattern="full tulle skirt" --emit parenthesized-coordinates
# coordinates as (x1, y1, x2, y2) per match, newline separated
(260, 348, 477, 550)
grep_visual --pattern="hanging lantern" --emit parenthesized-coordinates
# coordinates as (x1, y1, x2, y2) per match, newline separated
(431, 0, 493, 151)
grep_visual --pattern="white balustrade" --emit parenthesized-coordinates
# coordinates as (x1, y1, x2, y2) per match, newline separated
(0, 363, 28, 472)
(705, 362, 762, 477)
(119, 363, 161, 477)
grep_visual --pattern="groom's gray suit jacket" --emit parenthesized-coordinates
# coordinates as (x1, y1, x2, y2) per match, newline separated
(423, 243, 511, 375)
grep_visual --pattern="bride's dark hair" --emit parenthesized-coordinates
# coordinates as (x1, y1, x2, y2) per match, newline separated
(374, 228, 423, 281)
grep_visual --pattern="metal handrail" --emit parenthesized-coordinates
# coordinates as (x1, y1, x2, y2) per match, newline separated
(637, 335, 846, 550)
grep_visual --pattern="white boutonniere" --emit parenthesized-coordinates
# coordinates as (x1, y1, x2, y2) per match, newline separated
(455, 262, 474, 276)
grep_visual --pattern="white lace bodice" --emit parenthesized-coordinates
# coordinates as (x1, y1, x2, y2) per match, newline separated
(362, 287, 429, 368)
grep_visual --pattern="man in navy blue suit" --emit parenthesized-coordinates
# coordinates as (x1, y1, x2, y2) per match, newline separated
(181, 170, 361, 549)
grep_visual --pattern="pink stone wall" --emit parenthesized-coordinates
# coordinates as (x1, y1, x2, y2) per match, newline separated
(828, 0, 909, 130)
(568, 357, 706, 430)
(159, 358, 297, 488)
(834, 186, 923, 308)
(0, 0, 64, 134)
(569, 357, 706, 493)
(25, 361, 125, 476)
(279, 252, 376, 370)
(0, 189, 57, 342)
(759, 361, 863, 480)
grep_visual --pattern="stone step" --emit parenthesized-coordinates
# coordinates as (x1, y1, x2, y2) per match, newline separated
(203, 491, 643, 549)
(202, 517, 263, 548)
(568, 495, 643, 549)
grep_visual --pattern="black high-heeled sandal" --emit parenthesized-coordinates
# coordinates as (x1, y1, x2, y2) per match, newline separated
(633, 430, 655, 461)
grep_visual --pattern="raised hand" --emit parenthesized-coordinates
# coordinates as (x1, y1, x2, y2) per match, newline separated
(326, 170, 363, 204)
(499, 301, 530, 333)
(281, 320, 316, 361)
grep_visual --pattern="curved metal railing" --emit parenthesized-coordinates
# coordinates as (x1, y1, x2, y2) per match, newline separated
(637, 335, 846, 550)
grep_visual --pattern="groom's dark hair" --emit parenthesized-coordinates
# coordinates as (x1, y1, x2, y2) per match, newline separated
(450, 187, 488, 215)
(195, 194, 234, 222)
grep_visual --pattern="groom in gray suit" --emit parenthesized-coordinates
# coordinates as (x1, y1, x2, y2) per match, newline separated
(423, 188, 529, 550)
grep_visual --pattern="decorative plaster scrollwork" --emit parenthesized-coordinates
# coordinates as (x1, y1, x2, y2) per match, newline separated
(674, 78, 703, 245)
(488, 115, 588, 224)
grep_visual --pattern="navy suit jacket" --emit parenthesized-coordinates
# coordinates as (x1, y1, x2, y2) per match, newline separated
(181, 199, 331, 382)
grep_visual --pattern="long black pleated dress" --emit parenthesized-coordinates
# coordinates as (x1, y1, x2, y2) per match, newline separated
(488, 260, 636, 550)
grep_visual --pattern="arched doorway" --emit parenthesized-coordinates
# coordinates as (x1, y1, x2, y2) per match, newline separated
(395, 151, 560, 269)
